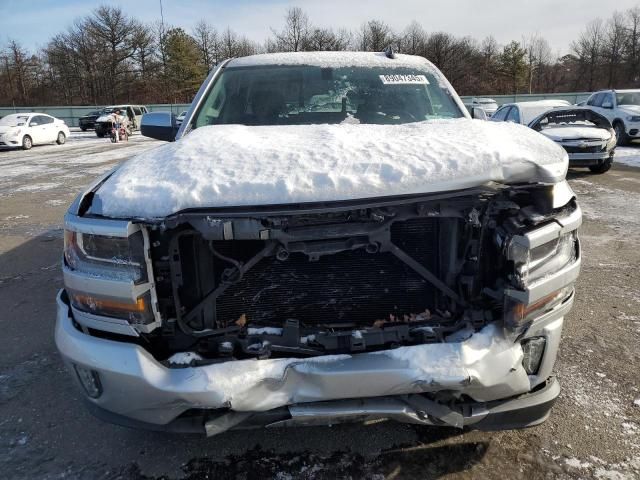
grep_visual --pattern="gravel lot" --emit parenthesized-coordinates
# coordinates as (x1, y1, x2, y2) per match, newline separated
(0, 130, 639, 479)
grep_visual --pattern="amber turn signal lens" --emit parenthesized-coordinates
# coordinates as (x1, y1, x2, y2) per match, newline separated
(70, 292, 146, 313)
(513, 289, 567, 322)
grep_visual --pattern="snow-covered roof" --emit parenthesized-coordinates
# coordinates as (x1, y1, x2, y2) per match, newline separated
(228, 51, 436, 70)
(507, 100, 572, 125)
(94, 118, 567, 219)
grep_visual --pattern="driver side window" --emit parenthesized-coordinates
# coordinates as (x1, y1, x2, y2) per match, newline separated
(601, 93, 614, 108)
(590, 93, 605, 107)
(506, 107, 520, 123)
(492, 106, 510, 121)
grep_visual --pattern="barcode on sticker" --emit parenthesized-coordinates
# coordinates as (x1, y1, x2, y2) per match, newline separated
(379, 74, 429, 85)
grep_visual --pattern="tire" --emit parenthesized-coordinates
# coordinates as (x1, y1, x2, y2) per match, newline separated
(589, 156, 613, 174)
(614, 122, 629, 146)
(96, 131, 105, 138)
(80, 126, 87, 132)
(56, 132, 66, 145)
(22, 135, 33, 150)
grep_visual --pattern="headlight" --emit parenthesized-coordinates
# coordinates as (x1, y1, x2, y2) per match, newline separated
(9, 129, 21, 137)
(626, 115, 640, 122)
(64, 230, 146, 282)
(510, 230, 577, 288)
(504, 220, 580, 330)
(63, 229, 154, 324)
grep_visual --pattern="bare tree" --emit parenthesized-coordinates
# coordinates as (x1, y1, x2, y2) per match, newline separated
(625, 7, 640, 85)
(359, 20, 394, 51)
(523, 33, 552, 93)
(193, 20, 220, 71)
(218, 27, 257, 59)
(273, 7, 310, 52)
(603, 12, 626, 87)
(571, 19, 604, 91)
(7, 40, 30, 104)
(401, 21, 426, 55)
(305, 28, 350, 51)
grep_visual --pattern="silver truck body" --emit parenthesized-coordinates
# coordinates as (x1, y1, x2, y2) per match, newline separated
(55, 52, 582, 435)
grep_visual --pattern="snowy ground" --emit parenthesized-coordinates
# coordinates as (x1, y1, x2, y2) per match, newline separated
(615, 145, 640, 168)
(0, 133, 639, 479)
(0, 128, 161, 201)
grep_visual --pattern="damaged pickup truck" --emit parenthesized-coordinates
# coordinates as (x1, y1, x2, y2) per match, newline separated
(56, 51, 581, 435)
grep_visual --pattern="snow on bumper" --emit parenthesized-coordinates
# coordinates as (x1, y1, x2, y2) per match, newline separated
(55, 291, 532, 426)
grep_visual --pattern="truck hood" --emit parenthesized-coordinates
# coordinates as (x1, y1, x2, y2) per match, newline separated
(96, 114, 113, 123)
(93, 119, 568, 219)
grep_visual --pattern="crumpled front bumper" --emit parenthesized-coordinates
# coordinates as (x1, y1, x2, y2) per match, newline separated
(55, 290, 568, 432)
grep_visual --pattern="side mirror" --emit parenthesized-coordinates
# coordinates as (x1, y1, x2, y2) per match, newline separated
(471, 107, 487, 121)
(601, 101, 613, 109)
(140, 112, 178, 142)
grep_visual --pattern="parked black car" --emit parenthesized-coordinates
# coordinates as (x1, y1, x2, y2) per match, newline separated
(78, 110, 103, 131)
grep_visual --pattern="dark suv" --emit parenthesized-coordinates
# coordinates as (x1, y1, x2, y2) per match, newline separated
(78, 110, 103, 131)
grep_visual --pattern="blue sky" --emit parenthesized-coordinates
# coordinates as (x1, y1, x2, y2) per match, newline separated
(1, 0, 638, 54)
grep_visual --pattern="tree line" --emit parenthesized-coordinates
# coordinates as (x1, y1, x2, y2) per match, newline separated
(2, 5, 640, 107)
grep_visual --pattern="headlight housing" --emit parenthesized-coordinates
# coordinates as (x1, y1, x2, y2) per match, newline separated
(626, 115, 640, 122)
(504, 211, 581, 330)
(63, 227, 156, 326)
(9, 129, 22, 138)
(64, 230, 146, 282)
(510, 230, 577, 288)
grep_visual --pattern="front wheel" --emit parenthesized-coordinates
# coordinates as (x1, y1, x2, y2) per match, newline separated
(22, 135, 33, 150)
(56, 132, 66, 145)
(614, 122, 629, 146)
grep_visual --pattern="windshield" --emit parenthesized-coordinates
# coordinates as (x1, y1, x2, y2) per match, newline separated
(0, 115, 29, 127)
(616, 91, 640, 106)
(192, 65, 463, 127)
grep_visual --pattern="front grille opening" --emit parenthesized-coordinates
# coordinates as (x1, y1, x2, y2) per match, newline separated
(174, 217, 442, 331)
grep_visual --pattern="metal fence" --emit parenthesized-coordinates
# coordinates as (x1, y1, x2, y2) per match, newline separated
(0, 92, 594, 127)
(459, 92, 593, 106)
(0, 104, 190, 127)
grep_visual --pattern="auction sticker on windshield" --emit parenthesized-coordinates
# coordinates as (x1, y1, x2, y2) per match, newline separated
(379, 74, 429, 85)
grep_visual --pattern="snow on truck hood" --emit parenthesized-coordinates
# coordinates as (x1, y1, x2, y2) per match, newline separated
(94, 119, 568, 219)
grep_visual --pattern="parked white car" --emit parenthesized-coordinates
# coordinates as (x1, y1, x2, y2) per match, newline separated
(529, 107, 616, 174)
(584, 89, 640, 145)
(0, 113, 70, 150)
(470, 97, 498, 117)
(491, 100, 571, 126)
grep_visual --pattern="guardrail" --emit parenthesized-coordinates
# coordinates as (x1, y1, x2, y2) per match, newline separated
(0, 92, 594, 127)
